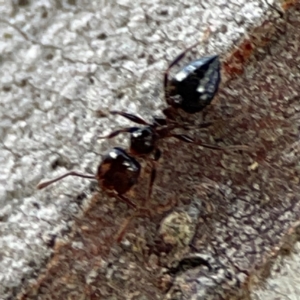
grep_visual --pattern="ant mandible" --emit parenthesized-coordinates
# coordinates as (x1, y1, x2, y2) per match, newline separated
(37, 36, 242, 241)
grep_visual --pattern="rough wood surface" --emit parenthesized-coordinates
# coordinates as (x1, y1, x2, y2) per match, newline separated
(0, 0, 299, 299)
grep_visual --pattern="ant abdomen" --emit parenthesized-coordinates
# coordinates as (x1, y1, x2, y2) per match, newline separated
(167, 55, 221, 114)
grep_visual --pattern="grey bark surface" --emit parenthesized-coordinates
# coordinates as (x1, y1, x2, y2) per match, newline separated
(0, 0, 300, 299)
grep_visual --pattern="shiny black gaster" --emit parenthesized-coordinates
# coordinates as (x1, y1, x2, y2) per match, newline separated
(167, 55, 220, 114)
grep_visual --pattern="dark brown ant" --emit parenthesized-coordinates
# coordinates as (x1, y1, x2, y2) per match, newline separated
(99, 38, 244, 198)
(37, 37, 247, 242)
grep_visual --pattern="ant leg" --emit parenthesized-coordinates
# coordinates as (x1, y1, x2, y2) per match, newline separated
(153, 116, 167, 126)
(110, 111, 150, 126)
(116, 194, 137, 210)
(164, 29, 211, 105)
(162, 107, 177, 121)
(167, 111, 250, 139)
(99, 111, 151, 139)
(147, 149, 161, 199)
(166, 121, 214, 131)
(115, 213, 136, 242)
(115, 207, 151, 242)
(171, 134, 249, 151)
(98, 127, 139, 139)
(37, 171, 96, 189)
(115, 149, 161, 242)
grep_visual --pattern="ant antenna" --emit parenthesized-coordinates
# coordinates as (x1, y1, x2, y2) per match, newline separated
(37, 171, 96, 189)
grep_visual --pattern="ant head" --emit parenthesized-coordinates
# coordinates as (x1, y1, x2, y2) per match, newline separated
(129, 127, 157, 156)
(97, 147, 141, 195)
(37, 147, 141, 198)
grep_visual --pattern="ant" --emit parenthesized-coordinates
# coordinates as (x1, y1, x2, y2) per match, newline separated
(37, 37, 246, 241)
